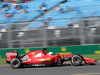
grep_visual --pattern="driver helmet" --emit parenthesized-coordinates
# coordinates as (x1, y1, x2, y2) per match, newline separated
(49, 52, 53, 55)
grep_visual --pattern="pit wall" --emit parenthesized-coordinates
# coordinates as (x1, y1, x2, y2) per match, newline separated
(0, 44, 100, 58)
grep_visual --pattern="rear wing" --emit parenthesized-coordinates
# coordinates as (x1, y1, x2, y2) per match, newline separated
(6, 51, 18, 63)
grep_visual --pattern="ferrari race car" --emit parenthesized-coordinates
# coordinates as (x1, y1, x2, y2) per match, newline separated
(6, 49, 97, 69)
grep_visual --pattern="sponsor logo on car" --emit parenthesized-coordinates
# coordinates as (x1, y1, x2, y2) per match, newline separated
(47, 58, 51, 62)
(6, 53, 17, 57)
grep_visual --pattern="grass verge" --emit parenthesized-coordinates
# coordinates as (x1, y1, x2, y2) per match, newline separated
(0, 58, 7, 65)
(82, 55, 100, 61)
(0, 55, 100, 65)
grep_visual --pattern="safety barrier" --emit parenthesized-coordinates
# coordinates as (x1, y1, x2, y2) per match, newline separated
(0, 44, 100, 58)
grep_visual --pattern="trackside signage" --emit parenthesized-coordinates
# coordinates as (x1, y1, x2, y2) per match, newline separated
(0, 44, 100, 58)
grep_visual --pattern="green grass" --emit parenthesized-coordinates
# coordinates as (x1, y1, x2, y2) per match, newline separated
(0, 55, 100, 65)
(0, 58, 7, 65)
(82, 55, 100, 61)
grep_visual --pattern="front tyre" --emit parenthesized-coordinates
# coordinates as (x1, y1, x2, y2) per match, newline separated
(57, 60, 63, 66)
(71, 55, 82, 66)
(10, 58, 21, 69)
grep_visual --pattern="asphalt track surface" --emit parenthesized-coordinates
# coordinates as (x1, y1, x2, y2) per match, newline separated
(0, 62, 100, 75)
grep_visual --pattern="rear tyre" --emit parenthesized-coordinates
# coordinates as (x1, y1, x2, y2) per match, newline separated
(10, 58, 21, 69)
(71, 55, 82, 66)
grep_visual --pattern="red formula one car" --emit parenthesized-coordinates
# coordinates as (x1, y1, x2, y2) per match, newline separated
(6, 49, 97, 69)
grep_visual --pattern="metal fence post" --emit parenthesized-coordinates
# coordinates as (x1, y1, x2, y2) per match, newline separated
(42, 26, 48, 47)
(7, 18, 13, 48)
(7, 27, 13, 48)
(79, 20, 86, 45)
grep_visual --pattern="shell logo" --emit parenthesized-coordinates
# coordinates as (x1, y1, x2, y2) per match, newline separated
(47, 58, 51, 62)
(33, 53, 35, 56)
(60, 56, 63, 58)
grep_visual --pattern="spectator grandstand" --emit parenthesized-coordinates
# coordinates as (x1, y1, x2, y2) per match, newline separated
(1, 0, 100, 48)
(0, 0, 100, 29)
(0, 0, 64, 28)
(28, 0, 100, 28)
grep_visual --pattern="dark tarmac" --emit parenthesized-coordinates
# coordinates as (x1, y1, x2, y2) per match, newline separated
(0, 62, 100, 75)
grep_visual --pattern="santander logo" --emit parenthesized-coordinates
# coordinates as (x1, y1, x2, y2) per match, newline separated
(6, 53, 17, 56)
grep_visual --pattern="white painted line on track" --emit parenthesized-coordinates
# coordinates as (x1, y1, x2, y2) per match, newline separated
(86, 73, 100, 74)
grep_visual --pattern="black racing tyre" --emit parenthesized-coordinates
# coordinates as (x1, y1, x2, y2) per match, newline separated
(57, 60, 63, 66)
(10, 58, 21, 69)
(71, 55, 82, 66)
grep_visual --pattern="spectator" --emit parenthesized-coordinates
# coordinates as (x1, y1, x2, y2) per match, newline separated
(11, 1, 20, 7)
(66, 6, 74, 13)
(56, 6, 64, 13)
(4, 9, 13, 18)
(5, 6, 11, 12)
(23, 9, 28, 13)
(40, 3, 47, 11)
(5, 13, 13, 17)
(47, 17, 52, 22)
(2, 2, 9, 8)
(18, 9, 28, 14)
(68, 20, 74, 28)
(15, 4, 22, 10)
(0, 25, 6, 32)
(0, 25, 3, 30)
(42, 17, 52, 28)
(42, 20, 48, 28)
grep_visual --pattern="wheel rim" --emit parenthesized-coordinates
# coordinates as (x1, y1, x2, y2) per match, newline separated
(12, 60, 19, 67)
(73, 57, 80, 65)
